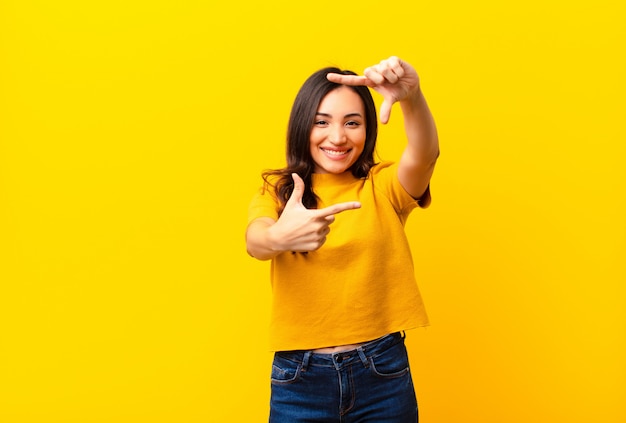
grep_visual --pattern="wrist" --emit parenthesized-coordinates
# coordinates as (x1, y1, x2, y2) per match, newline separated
(401, 86, 423, 105)
(266, 225, 286, 255)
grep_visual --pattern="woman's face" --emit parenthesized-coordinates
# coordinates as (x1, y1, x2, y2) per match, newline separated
(309, 86, 366, 174)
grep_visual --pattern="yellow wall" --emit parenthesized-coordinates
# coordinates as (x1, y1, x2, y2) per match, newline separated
(1, 0, 624, 422)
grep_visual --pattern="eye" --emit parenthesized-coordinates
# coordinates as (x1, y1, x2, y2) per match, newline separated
(346, 121, 361, 127)
(314, 120, 328, 126)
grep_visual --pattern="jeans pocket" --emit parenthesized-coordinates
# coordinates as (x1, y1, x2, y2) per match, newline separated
(368, 344, 410, 379)
(270, 354, 302, 385)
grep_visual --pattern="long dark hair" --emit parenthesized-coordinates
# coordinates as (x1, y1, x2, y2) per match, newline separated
(262, 67, 378, 214)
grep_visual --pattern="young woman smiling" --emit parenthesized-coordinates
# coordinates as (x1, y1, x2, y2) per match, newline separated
(246, 56, 439, 422)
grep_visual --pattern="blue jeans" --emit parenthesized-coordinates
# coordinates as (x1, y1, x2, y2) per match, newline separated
(269, 332, 418, 423)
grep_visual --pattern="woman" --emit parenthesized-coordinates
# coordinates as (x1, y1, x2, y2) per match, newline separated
(246, 56, 439, 422)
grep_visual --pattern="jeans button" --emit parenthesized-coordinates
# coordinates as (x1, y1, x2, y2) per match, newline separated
(336, 355, 343, 363)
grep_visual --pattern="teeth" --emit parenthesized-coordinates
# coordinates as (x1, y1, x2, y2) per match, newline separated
(322, 148, 348, 156)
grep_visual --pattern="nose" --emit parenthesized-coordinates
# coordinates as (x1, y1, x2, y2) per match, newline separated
(329, 124, 347, 144)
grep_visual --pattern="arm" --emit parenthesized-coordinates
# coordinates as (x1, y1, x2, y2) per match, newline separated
(397, 86, 439, 199)
(246, 217, 281, 261)
(327, 56, 439, 199)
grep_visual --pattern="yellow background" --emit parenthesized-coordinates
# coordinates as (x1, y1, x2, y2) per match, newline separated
(1, 0, 624, 422)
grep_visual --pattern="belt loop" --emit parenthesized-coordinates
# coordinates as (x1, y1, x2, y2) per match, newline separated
(356, 346, 369, 368)
(301, 351, 311, 372)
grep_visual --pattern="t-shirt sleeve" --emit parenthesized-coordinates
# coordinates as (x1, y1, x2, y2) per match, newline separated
(416, 184, 432, 209)
(247, 185, 279, 225)
(372, 162, 432, 221)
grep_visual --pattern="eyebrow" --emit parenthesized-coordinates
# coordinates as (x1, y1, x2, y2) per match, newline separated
(315, 112, 363, 118)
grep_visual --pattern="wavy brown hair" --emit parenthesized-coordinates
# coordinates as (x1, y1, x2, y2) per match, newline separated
(263, 67, 378, 214)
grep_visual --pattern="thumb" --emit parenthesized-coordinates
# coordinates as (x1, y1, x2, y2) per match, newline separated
(285, 173, 305, 208)
(379, 98, 393, 124)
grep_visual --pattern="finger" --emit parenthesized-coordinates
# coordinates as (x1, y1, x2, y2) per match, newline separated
(316, 201, 361, 217)
(379, 99, 393, 124)
(326, 73, 373, 87)
(285, 173, 305, 208)
(381, 68, 399, 84)
(378, 59, 401, 84)
(387, 59, 406, 84)
(387, 56, 403, 73)
(363, 67, 385, 85)
(317, 225, 331, 237)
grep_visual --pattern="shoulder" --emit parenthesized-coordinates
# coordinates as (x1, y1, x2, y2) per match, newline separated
(369, 161, 424, 213)
(260, 172, 281, 190)
(251, 175, 281, 204)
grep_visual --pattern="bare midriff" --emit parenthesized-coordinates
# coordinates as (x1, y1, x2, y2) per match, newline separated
(312, 343, 366, 354)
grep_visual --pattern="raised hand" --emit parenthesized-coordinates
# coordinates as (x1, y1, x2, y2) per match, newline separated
(268, 173, 361, 253)
(326, 56, 420, 124)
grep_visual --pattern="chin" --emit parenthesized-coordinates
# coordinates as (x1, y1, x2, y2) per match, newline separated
(323, 164, 351, 174)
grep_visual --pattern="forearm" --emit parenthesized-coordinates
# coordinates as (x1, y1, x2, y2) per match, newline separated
(400, 88, 439, 164)
(397, 88, 440, 198)
(246, 218, 283, 261)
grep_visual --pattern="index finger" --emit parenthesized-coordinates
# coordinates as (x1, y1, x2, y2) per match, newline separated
(315, 201, 361, 217)
(326, 73, 374, 88)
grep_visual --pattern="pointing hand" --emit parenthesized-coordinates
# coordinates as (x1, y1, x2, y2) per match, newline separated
(326, 56, 420, 124)
(268, 173, 361, 253)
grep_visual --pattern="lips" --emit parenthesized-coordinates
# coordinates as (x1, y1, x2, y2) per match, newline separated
(320, 147, 350, 157)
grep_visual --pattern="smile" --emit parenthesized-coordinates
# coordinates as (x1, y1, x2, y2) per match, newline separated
(321, 148, 350, 157)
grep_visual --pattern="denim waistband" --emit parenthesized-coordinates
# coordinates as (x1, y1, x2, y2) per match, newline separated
(275, 332, 404, 370)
